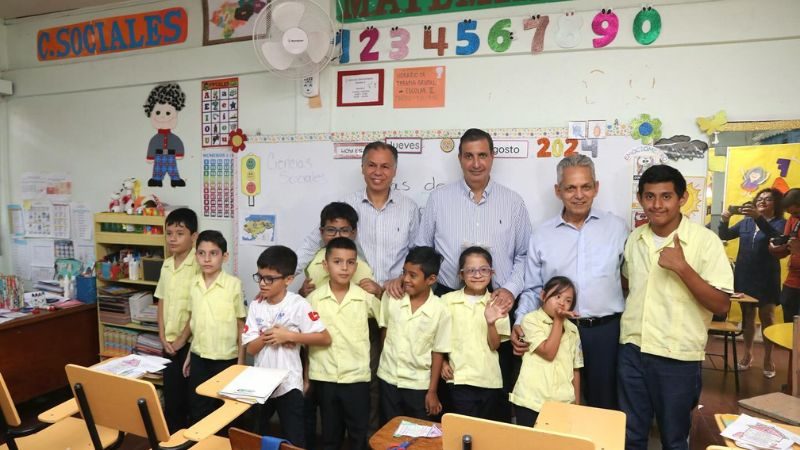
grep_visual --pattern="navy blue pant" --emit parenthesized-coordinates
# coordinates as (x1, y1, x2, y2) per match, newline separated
(514, 406, 539, 427)
(258, 389, 306, 448)
(378, 379, 428, 424)
(315, 381, 370, 450)
(617, 344, 701, 450)
(781, 285, 800, 323)
(188, 353, 237, 425)
(577, 315, 620, 410)
(450, 385, 501, 420)
(163, 344, 190, 433)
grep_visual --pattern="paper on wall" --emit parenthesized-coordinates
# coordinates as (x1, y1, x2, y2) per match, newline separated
(8, 204, 24, 237)
(24, 201, 54, 238)
(239, 212, 276, 246)
(53, 203, 70, 239)
(30, 239, 55, 267)
(30, 266, 55, 282)
(11, 239, 31, 280)
(70, 203, 93, 241)
(20, 172, 71, 202)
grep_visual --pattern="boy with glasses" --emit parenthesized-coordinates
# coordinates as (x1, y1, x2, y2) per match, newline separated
(242, 245, 331, 447)
(300, 202, 379, 297)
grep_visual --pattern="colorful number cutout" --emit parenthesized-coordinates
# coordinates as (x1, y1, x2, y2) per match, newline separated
(777, 158, 791, 177)
(488, 19, 513, 53)
(423, 25, 449, 56)
(456, 20, 480, 56)
(359, 26, 379, 62)
(336, 29, 350, 64)
(389, 27, 410, 60)
(551, 138, 565, 157)
(591, 9, 618, 48)
(523, 15, 549, 54)
(565, 139, 579, 157)
(536, 137, 551, 158)
(633, 6, 661, 45)
(555, 12, 582, 48)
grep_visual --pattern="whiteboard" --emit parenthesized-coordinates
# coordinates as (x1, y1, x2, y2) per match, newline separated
(235, 135, 707, 301)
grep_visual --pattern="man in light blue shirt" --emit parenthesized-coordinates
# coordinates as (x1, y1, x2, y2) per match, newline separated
(512, 154, 628, 410)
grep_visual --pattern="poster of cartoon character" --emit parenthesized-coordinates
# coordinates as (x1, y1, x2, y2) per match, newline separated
(144, 83, 187, 187)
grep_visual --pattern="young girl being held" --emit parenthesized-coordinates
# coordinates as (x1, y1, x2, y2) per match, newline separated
(441, 246, 512, 419)
(509, 276, 582, 427)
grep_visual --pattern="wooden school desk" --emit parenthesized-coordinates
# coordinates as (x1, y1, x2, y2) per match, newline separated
(535, 401, 626, 450)
(714, 413, 800, 448)
(0, 304, 98, 403)
(369, 416, 442, 450)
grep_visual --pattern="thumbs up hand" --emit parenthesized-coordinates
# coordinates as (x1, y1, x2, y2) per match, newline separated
(658, 234, 688, 273)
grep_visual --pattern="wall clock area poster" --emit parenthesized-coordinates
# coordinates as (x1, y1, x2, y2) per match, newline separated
(203, 0, 266, 45)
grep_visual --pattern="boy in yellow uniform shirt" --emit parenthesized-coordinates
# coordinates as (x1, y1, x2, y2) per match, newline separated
(299, 202, 382, 298)
(306, 237, 380, 450)
(155, 208, 199, 432)
(619, 165, 733, 450)
(183, 230, 247, 424)
(377, 246, 451, 424)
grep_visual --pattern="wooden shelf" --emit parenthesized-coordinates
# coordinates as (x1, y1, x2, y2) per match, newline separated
(98, 277, 158, 287)
(94, 212, 167, 225)
(100, 321, 158, 332)
(95, 231, 165, 246)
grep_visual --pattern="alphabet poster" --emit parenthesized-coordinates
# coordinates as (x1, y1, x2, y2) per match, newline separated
(201, 77, 239, 147)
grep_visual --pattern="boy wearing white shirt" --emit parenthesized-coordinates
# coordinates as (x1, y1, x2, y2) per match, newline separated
(243, 246, 331, 447)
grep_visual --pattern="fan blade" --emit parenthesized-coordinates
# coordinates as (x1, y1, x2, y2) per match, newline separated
(271, 1, 305, 31)
(306, 31, 331, 63)
(262, 41, 295, 71)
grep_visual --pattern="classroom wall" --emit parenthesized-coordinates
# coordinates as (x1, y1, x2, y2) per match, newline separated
(0, 0, 799, 273)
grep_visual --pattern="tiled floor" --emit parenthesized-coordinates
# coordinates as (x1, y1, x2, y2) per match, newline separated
(4, 335, 790, 450)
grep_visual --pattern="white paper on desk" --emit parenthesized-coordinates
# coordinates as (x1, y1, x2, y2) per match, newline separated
(2, 312, 29, 319)
(394, 421, 443, 438)
(721, 414, 800, 450)
(71, 203, 93, 241)
(218, 367, 288, 404)
(0, 317, 14, 324)
(94, 354, 170, 378)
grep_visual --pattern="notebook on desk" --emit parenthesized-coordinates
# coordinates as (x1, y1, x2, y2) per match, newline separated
(218, 366, 288, 404)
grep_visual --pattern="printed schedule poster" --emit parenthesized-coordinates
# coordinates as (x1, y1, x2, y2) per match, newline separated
(201, 77, 239, 147)
(203, 150, 234, 218)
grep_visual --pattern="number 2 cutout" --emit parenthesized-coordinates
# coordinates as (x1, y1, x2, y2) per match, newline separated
(536, 137, 551, 157)
(359, 27, 379, 62)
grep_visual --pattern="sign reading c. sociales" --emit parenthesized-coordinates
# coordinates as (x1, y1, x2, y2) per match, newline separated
(37, 7, 188, 61)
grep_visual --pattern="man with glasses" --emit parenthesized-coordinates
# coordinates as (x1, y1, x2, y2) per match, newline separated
(512, 154, 628, 410)
(297, 142, 419, 297)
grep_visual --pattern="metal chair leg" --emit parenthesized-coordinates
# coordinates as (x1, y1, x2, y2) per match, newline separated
(732, 332, 740, 393)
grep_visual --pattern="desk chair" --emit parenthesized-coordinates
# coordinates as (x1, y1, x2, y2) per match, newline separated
(0, 372, 123, 450)
(442, 413, 595, 450)
(707, 319, 742, 392)
(228, 427, 303, 450)
(64, 364, 235, 450)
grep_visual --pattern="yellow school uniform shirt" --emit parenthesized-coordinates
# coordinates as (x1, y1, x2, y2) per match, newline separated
(154, 249, 200, 342)
(620, 217, 733, 361)
(377, 291, 451, 390)
(188, 271, 246, 360)
(509, 308, 583, 413)
(306, 248, 375, 289)
(442, 289, 510, 389)
(307, 282, 380, 383)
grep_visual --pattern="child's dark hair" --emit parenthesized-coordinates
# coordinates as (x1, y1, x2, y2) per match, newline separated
(320, 202, 359, 229)
(542, 276, 577, 311)
(143, 83, 186, 117)
(257, 246, 297, 277)
(325, 236, 357, 258)
(637, 165, 687, 198)
(165, 208, 198, 234)
(458, 246, 493, 270)
(196, 230, 227, 253)
(405, 246, 442, 278)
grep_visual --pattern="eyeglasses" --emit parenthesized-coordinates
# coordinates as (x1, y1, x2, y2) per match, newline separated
(755, 196, 774, 203)
(252, 273, 286, 285)
(321, 226, 354, 237)
(461, 266, 492, 277)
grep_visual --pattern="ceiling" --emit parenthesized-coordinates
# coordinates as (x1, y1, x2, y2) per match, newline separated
(0, 0, 133, 20)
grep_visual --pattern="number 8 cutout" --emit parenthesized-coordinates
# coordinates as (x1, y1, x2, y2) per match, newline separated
(555, 11, 582, 48)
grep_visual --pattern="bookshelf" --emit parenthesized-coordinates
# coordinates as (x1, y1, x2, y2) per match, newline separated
(94, 213, 168, 384)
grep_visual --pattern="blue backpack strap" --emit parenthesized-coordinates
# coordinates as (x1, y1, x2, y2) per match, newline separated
(261, 435, 290, 450)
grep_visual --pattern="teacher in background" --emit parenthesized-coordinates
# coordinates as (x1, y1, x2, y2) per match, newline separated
(718, 188, 785, 379)
(405, 127, 531, 422)
(512, 154, 628, 409)
(297, 141, 420, 294)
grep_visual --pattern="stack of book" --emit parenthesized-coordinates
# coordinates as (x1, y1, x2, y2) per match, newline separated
(102, 327, 139, 356)
(218, 366, 289, 404)
(98, 285, 138, 325)
(135, 333, 163, 356)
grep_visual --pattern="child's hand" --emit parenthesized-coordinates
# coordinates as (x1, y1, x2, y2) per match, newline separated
(171, 336, 187, 353)
(511, 325, 530, 356)
(358, 278, 383, 297)
(182, 356, 191, 378)
(441, 360, 454, 381)
(264, 325, 294, 346)
(484, 298, 510, 325)
(425, 390, 442, 416)
(555, 308, 579, 321)
(303, 379, 312, 396)
(161, 338, 176, 356)
(658, 235, 688, 273)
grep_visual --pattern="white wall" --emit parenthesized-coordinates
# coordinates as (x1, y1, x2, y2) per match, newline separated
(1, 0, 799, 273)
